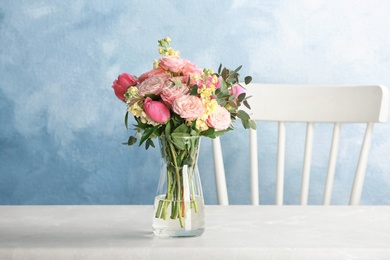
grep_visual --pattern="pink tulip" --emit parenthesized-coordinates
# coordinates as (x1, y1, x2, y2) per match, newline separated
(112, 73, 137, 101)
(230, 84, 246, 101)
(143, 97, 170, 123)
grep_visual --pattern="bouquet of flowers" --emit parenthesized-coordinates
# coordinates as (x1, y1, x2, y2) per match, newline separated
(112, 37, 255, 232)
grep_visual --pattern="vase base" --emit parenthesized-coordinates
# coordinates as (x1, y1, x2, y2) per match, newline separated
(153, 228, 205, 237)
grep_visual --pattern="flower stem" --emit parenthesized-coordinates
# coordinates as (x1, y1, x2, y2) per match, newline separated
(168, 141, 184, 228)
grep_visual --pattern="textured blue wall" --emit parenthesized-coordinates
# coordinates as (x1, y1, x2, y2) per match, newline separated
(1, 0, 390, 205)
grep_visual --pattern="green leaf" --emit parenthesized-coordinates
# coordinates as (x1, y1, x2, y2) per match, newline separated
(237, 93, 246, 103)
(171, 132, 191, 150)
(190, 85, 198, 96)
(243, 100, 251, 110)
(145, 139, 155, 150)
(249, 120, 257, 130)
(124, 111, 129, 129)
(174, 79, 182, 87)
(172, 123, 189, 134)
(139, 126, 157, 146)
(201, 127, 231, 138)
(228, 100, 238, 109)
(244, 76, 252, 85)
(234, 65, 242, 72)
(127, 136, 137, 146)
(165, 120, 172, 137)
(221, 67, 228, 80)
(241, 119, 250, 129)
(218, 63, 222, 74)
(237, 110, 250, 120)
(241, 119, 257, 130)
(200, 127, 216, 138)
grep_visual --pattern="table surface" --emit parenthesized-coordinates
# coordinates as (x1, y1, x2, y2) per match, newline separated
(1, 205, 389, 259)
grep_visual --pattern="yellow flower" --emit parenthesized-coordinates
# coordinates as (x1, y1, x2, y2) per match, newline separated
(205, 99, 218, 115)
(129, 101, 143, 117)
(127, 86, 139, 97)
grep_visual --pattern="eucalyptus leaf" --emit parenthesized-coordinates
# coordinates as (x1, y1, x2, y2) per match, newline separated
(237, 110, 250, 120)
(190, 85, 198, 96)
(127, 136, 137, 146)
(242, 119, 250, 129)
(244, 76, 252, 85)
(234, 65, 242, 72)
(249, 120, 257, 130)
(228, 100, 238, 109)
(221, 67, 228, 80)
(243, 100, 251, 110)
(237, 93, 246, 103)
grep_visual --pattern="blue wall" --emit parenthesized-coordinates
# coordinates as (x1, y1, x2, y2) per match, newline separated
(1, 0, 390, 205)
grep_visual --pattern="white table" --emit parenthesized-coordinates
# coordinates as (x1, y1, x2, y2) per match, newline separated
(0, 205, 389, 259)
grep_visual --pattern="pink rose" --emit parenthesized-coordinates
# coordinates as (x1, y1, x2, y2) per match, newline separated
(138, 68, 168, 83)
(112, 73, 137, 101)
(206, 106, 232, 130)
(137, 74, 170, 96)
(161, 78, 189, 106)
(143, 97, 170, 123)
(230, 84, 246, 101)
(159, 56, 187, 73)
(172, 95, 206, 122)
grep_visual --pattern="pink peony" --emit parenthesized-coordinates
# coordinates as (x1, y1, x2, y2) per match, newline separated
(161, 78, 189, 106)
(143, 97, 170, 123)
(159, 56, 187, 73)
(206, 106, 232, 130)
(112, 73, 137, 101)
(138, 68, 168, 83)
(172, 95, 206, 122)
(137, 74, 170, 96)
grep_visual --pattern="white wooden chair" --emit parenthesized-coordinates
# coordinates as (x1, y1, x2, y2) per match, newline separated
(213, 84, 389, 205)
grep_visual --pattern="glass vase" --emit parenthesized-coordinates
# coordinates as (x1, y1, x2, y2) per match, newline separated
(152, 135, 205, 237)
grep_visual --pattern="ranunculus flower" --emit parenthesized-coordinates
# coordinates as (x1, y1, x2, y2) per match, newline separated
(230, 84, 246, 101)
(206, 106, 232, 130)
(112, 73, 137, 101)
(182, 61, 202, 76)
(143, 97, 170, 123)
(138, 68, 168, 83)
(182, 62, 202, 86)
(161, 78, 189, 106)
(172, 95, 206, 122)
(137, 74, 170, 96)
(159, 56, 187, 73)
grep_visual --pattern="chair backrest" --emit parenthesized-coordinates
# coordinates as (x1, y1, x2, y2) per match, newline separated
(212, 84, 389, 206)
